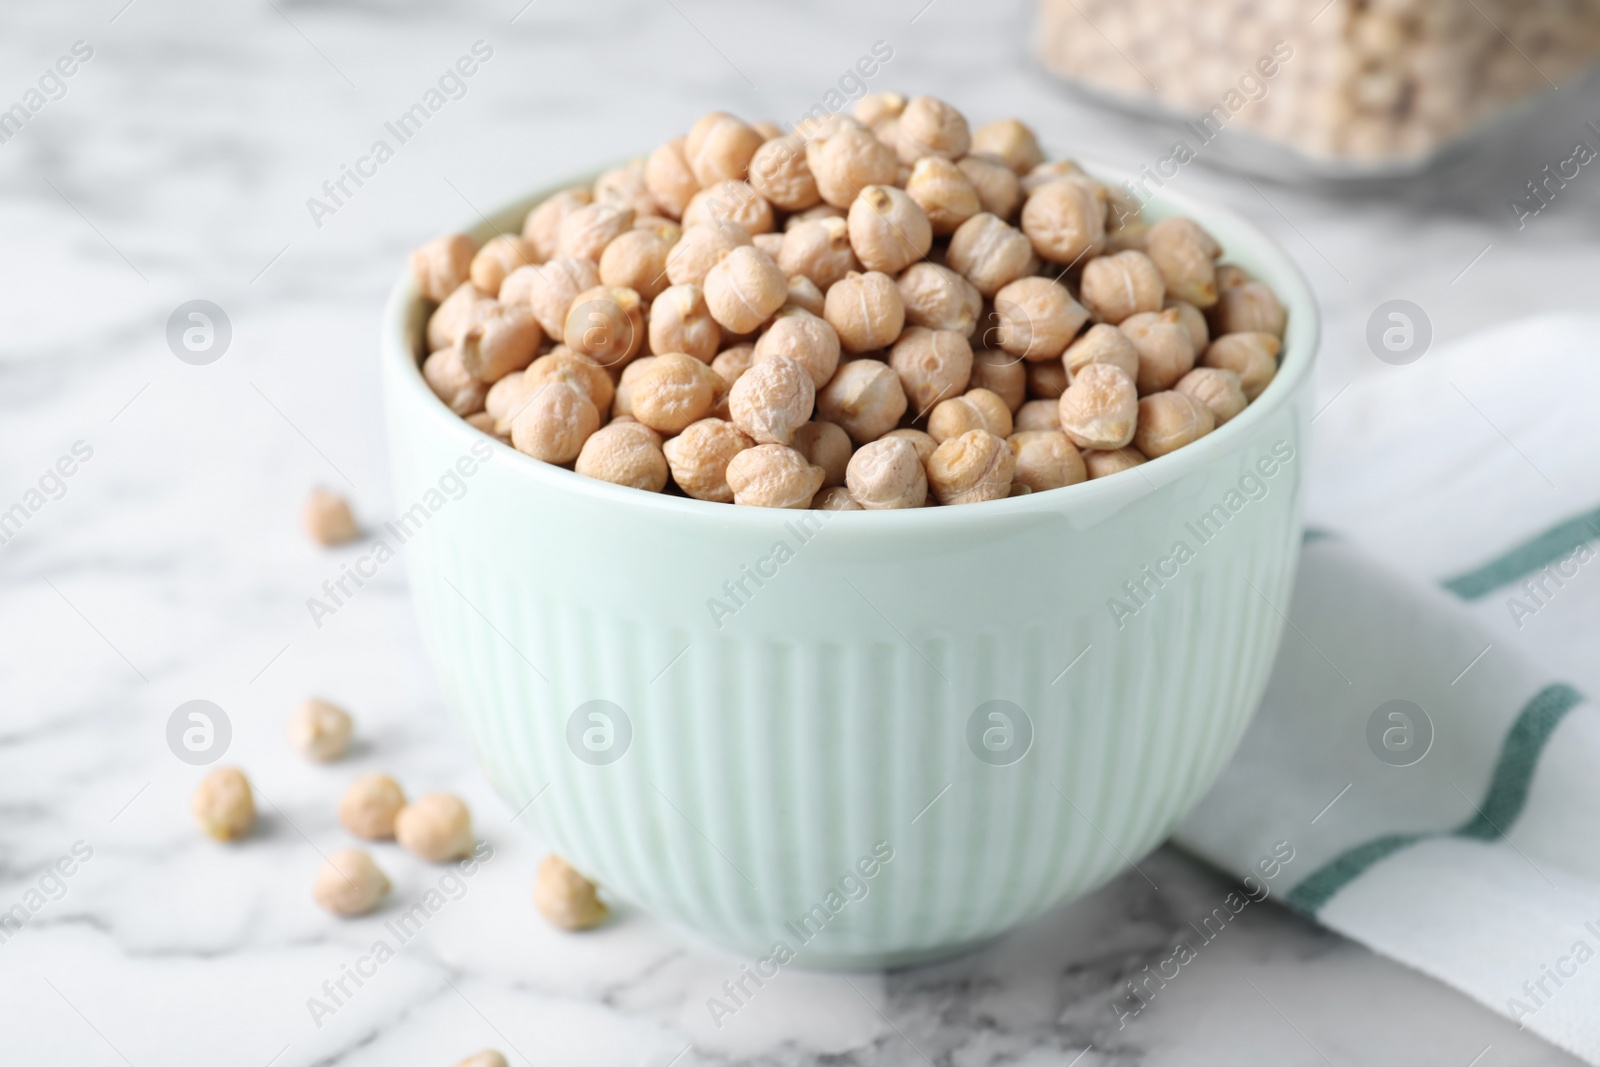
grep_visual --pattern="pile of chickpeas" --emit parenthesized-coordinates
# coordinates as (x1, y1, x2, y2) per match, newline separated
(1038, 0, 1600, 164)
(411, 93, 1287, 510)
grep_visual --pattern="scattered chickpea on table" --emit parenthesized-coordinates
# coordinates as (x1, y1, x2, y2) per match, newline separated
(407, 93, 1287, 510)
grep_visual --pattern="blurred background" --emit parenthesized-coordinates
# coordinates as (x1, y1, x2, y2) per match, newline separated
(2, 0, 1598, 1064)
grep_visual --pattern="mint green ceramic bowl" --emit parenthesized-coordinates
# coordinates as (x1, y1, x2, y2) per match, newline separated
(382, 165, 1318, 968)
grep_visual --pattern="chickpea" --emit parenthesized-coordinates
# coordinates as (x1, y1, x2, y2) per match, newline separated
(1014, 398, 1061, 432)
(928, 386, 1013, 442)
(785, 275, 825, 317)
(535, 854, 609, 931)
(523, 260, 603, 343)
(564, 285, 645, 369)
(1145, 218, 1220, 308)
(557, 201, 634, 263)
(1057, 362, 1137, 450)
(970, 118, 1045, 175)
(1079, 250, 1165, 325)
(303, 487, 358, 546)
(1009, 430, 1086, 492)
(819, 270, 901, 354)
(662, 418, 753, 502)
(704, 245, 788, 334)
(634, 215, 682, 245)
(791, 419, 852, 487)
(853, 91, 906, 127)
(630, 352, 722, 434)
(191, 766, 255, 841)
(525, 350, 616, 417)
(725, 443, 827, 508)
(778, 217, 859, 291)
(711, 343, 756, 388)
(1166, 299, 1210, 355)
(702, 365, 731, 421)
(666, 220, 752, 288)
(576, 420, 669, 491)
(686, 111, 739, 158)
(846, 436, 928, 509)
(465, 411, 503, 439)
(993, 277, 1089, 362)
(1175, 367, 1248, 426)
(510, 379, 600, 463)
(1121, 309, 1196, 394)
(395, 792, 474, 863)
(1201, 332, 1280, 400)
(957, 153, 1023, 220)
(485, 368, 532, 434)
(611, 355, 654, 418)
(897, 262, 981, 337)
(1215, 263, 1252, 291)
(1064, 322, 1140, 381)
(904, 157, 980, 236)
(645, 138, 699, 220)
(729, 352, 815, 445)
(753, 307, 841, 388)
(817, 359, 907, 444)
(1084, 446, 1147, 479)
(968, 348, 1027, 412)
(594, 158, 659, 220)
(807, 124, 898, 208)
(1023, 163, 1098, 197)
(890, 326, 973, 415)
(683, 179, 775, 235)
(752, 232, 784, 259)
(468, 235, 538, 297)
(882, 426, 937, 465)
(423, 347, 489, 416)
(1026, 359, 1068, 399)
(599, 229, 672, 301)
(455, 303, 541, 383)
(814, 486, 863, 510)
(497, 264, 544, 315)
(1211, 281, 1286, 338)
(339, 772, 406, 840)
(411, 234, 477, 302)
(687, 114, 764, 187)
(946, 213, 1034, 297)
(927, 429, 1015, 505)
(784, 206, 845, 231)
(287, 697, 352, 762)
(1021, 179, 1106, 266)
(1134, 391, 1215, 458)
(895, 95, 971, 162)
(649, 284, 720, 362)
(427, 281, 493, 352)
(454, 1052, 509, 1067)
(748, 135, 821, 211)
(752, 121, 784, 141)
(314, 848, 391, 917)
(522, 187, 592, 261)
(847, 185, 932, 275)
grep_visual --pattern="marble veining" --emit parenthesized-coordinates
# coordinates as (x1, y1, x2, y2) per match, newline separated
(2, 0, 1598, 1063)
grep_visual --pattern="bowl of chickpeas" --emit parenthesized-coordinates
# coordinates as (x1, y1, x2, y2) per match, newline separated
(383, 95, 1316, 967)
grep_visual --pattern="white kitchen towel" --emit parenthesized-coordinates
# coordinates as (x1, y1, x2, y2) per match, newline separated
(1172, 314, 1600, 1064)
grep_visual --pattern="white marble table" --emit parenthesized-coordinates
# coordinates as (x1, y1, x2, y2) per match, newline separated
(3, 0, 1598, 1063)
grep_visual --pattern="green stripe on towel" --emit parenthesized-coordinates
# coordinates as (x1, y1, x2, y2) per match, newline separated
(1442, 505, 1600, 600)
(1286, 833, 1424, 915)
(1456, 683, 1583, 840)
(1284, 683, 1584, 917)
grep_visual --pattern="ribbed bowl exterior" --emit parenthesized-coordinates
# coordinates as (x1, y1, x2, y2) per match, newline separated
(382, 166, 1319, 967)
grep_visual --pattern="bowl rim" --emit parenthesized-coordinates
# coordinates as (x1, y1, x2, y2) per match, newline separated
(382, 159, 1320, 533)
